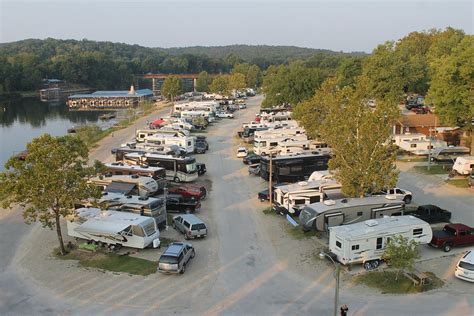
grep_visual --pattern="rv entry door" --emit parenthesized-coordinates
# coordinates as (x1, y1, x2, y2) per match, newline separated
(325, 212, 344, 230)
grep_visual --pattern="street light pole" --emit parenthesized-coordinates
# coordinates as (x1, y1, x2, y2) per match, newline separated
(269, 152, 273, 209)
(319, 252, 340, 316)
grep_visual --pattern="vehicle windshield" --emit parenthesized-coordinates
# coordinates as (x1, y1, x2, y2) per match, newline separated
(444, 226, 457, 235)
(160, 255, 178, 264)
(186, 162, 197, 173)
(459, 261, 474, 271)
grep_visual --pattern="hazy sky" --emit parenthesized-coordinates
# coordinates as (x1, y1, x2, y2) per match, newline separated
(1, 0, 472, 52)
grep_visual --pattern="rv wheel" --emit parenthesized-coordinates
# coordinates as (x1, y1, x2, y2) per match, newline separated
(363, 262, 372, 270)
(174, 177, 181, 183)
(371, 260, 380, 269)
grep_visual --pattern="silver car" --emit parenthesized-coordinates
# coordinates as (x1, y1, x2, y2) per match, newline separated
(158, 242, 195, 274)
(173, 214, 208, 239)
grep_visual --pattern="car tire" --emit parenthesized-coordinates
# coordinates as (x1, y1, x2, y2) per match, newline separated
(403, 196, 412, 204)
(443, 243, 452, 252)
(191, 250, 195, 259)
(180, 264, 185, 274)
(174, 177, 180, 183)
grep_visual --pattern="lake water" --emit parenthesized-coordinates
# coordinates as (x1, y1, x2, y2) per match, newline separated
(0, 97, 118, 170)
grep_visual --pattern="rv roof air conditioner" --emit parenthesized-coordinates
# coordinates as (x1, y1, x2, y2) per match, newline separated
(323, 200, 336, 206)
(298, 181, 308, 186)
(365, 220, 378, 227)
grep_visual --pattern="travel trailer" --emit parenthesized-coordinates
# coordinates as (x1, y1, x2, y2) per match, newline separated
(273, 179, 343, 215)
(104, 162, 167, 181)
(431, 146, 470, 163)
(260, 153, 331, 183)
(89, 174, 159, 198)
(136, 129, 189, 139)
(174, 101, 218, 114)
(253, 136, 308, 155)
(299, 196, 405, 232)
(398, 138, 448, 156)
(392, 133, 427, 146)
(124, 152, 198, 183)
(328, 216, 432, 269)
(136, 133, 195, 154)
(253, 127, 306, 140)
(452, 156, 474, 175)
(67, 208, 161, 249)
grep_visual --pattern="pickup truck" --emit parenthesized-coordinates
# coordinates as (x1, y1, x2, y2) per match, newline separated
(405, 204, 451, 224)
(168, 184, 207, 200)
(430, 224, 474, 252)
(166, 194, 201, 214)
(372, 187, 413, 204)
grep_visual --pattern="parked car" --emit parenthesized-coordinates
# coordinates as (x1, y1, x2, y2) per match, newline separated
(196, 136, 209, 150)
(237, 147, 248, 158)
(258, 188, 269, 202)
(172, 214, 208, 239)
(243, 153, 262, 165)
(238, 104, 247, 109)
(166, 194, 201, 213)
(197, 162, 207, 176)
(194, 141, 207, 154)
(406, 204, 451, 223)
(455, 250, 474, 282)
(216, 111, 234, 118)
(248, 164, 260, 176)
(430, 224, 474, 252)
(372, 187, 413, 204)
(168, 184, 207, 199)
(157, 242, 195, 274)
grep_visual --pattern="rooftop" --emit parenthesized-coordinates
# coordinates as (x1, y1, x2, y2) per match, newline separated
(69, 88, 153, 98)
(398, 114, 440, 127)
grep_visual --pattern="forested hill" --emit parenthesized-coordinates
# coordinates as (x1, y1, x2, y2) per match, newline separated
(0, 38, 363, 93)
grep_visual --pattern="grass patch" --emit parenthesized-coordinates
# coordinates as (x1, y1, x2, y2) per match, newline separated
(446, 178, 469, 188)
(56, 248, 156, 276)
(74, 125, 113, 148)
(355, 270, 443, 294)
(262, 206, 276, 215)
(286, 225, 320, 240)
(413, 165, 450, 175)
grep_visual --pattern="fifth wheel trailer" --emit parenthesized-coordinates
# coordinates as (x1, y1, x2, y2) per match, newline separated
(328, 216, 432, 269)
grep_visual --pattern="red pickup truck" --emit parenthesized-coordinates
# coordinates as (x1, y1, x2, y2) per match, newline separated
(430, 224, 474, 252)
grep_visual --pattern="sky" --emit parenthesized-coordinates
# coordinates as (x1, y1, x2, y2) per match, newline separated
(0, 0, 472, 52)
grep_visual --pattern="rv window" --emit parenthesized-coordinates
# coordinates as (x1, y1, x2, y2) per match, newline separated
(351, 245, 359, 251)
(294, 198, 306, 205)
(279, 167, 291, 175)
(291, 165, 303, 172)
(309, 196, 320, 203)
(336, 241, 341, 248)
(357, 211, 363, 216)
(376, 237, 383, 250)
(410, 144, 417, 148)
(413, 228, 423, 236)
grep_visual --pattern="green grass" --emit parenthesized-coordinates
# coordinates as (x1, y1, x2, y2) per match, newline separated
(355, 271, 443, 294)
(446, 178, 470, 188)
(413, 165, 451, 175)
(262, 206, 276, 215)
(56, 248, 157, 276)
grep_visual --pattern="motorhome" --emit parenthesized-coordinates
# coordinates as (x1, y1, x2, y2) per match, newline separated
(431, 146, 470, 163)
(180, 110, 216, 123)
(299, 196, 405, 232)
(124, 152, 198, 183)
(89, 174, 159, 198)
(136, 128, 189, 139)
(392, 133, 427, 147)
(329, 216, 432, 269)
(260, 153, 330, 183)
(259, 111, 293, 124)
(174, 101, 218, 114)
(137, 133, 195, 154)
(452, 156, 474, 175)
(398, 138, 447, 155)
(253, 136, 308, 155)
(276, 139, 311, 155)
(273, 179, 343, 215)
(97, 192, 167, 228)
(105, 162, 166, 180)
(253, 127, 306, 140)
(114, 146, 183, 162)
(67, 208, 161, 249)
(241, 127, 270, 143)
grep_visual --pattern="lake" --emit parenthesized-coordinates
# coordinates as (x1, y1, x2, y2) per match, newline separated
(0, 97, 118, 170)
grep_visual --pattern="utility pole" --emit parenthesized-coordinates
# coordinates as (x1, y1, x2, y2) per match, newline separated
(269, 152, 273, 210)
(428, 126, 432, 171)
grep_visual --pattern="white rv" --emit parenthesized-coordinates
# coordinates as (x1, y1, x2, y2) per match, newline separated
(452, 156, 474, 175)
(392, 133, 427, 146)
(136, 132, 195, 154)
(299, 196, 405, 232)
(273, 179, 342, 215)
(253, 127, 306, 140)
(276, 138, 311, 155)
(174, 101, 218, 114)
(398, 138, 448, 155)
(89, 174, 159, 198)
(136, 128, 189, 139)
(67, 208, 161, 249)
(329, 216, 432, 269)
(253, 136, 308, 156)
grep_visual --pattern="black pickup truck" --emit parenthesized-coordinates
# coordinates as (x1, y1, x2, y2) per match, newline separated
(166, 194, 201, 213)
(405, 204, 451, 224)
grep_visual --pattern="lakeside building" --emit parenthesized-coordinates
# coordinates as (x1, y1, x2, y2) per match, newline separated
(68, 86, 153, 110)
(39, 79, 90, 101)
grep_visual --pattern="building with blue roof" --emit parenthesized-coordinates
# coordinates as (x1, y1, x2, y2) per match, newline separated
(68, 86, 153, 110)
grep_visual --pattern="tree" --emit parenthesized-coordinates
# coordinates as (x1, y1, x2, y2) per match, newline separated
(161, 75, 183, 102)
(232, 63, 262, 88)
(382, 235, 420, 280)
(0, 134, 102, 255)
(228, 73, 246, 92)
(293, 77, 400, 197)
(209, 75, 230, 96)
(195, 71, 212, 92)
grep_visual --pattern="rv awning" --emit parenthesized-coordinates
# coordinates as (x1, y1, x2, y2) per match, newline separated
(75, 220, 131, 236)
(105, 182, 136, 194)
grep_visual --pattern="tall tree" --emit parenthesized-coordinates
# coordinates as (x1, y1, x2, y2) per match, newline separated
(195, 71, 212, 92)
(161, 75, 183, 102)
(209, 75, 231, 96)
(382, 235, 420, 281)
(293, 77, 400, 197)
(232, 63, 262, 88)
(228, 73, 246, 92)
(0, 134, 102, 255)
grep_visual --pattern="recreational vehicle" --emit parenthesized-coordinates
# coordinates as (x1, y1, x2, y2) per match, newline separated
(299, 196, 405, 232)
(260, 153, 330, 183)
(398, 138, 448, 155)
(328, 216, 432, 269)
(253, 127, 306, 140)
(392, 133, 427, 146)
(452, 156, 474, 175)
(174, 101, 218, 114)
(89, 174, 159, 198)
(273, 179, 342, 215)
(67, 208, 161, 249)
(104, 162, 167, 180)
(136, 129, 189, 140)
(431, 146, 470, 163)
(137, 133, 195, 154)
(253, 136, 308, 155)
(114, 146, 184, 162)
(124, 152, 198, 183)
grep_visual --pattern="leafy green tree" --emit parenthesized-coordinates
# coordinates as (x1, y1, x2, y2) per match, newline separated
(161, 75, 183, 102)
(229, 73, 246, 92)
(195, 71, 212, 92)
(210, 75, 231, 96)
(0, 134, 102, 255)
(336, 57, 363, 88)
(382, 235, 420, 280)
(232, 63, 262, 88)
(293, 77, 400, 197)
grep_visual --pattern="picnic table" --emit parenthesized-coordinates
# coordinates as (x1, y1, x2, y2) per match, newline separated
(404, 270, 429, 286)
